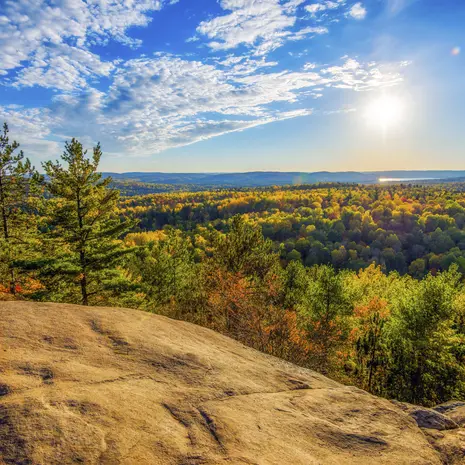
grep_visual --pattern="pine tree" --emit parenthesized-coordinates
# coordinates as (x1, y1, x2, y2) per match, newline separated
(299, 265, 353, 373)
(214, 215, 277, 279)
(0, 123, 41, 294)
(387, 267, 465, 405)
(131, 228, 199, 311)
(41, 139, 136, 305)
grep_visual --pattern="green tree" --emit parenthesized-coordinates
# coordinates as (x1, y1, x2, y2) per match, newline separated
(352, 298, 390, 394)
(40, 139, 136, 305)
(287, 249, 302, 262)
(214, 215, 277, 279)
(0, 123, 41, 294)
(408, 258, 426, 279)
(430, 228, 455, 254)
(282, 260, 308, 309)
(131, 228, 200, 316)
(387, 267, 465, 405)
(299, 265, 352, 372)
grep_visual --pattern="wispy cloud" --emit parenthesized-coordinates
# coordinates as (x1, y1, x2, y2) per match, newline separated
(195, 0, 307, 55)
(305, 1, 343, 16)
(385, 0, 417, 15)
(0, 0, 173, 88)
(41, 54, 405, 155)
(348, 2, 367, 19)
(0, 104, 53, 138)
(0, 0, 408, 161)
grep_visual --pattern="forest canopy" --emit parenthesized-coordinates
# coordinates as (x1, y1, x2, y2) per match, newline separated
(120, 181, 465, 278)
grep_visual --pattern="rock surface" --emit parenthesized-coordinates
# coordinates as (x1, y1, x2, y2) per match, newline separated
(410, 409, 459, 431)
(434, 403, 465, 428)
(0, 301, 456, 464)
(391, 401, 460, 431)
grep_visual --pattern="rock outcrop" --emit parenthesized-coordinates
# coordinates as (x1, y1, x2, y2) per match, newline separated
(0, 301, 462, 464)
(391, 401, 460, 431)
(434, 402, 465, 427)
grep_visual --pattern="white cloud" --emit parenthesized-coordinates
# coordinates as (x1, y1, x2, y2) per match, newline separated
(194, 0, 355, 55)
(321, 58, 403, 90)
(215, 55, 279, 75)
(45, 54, 404, 155)
(306, 3, 326, 14)
(0, 53, 408, 158)
(0, 0, 409, 161)
(303, 62, 317, 70)
(116, 110, 313, 153)
(0, 105, 53, 139)
(0, 0, 173, 88)
(305, 1, 342, 15)
(348, 2, 367, 19)
(289, 26, 329, 40)
(196, 0, 313, 55)
(14, 44, 115, 91)
(0, 104, 59, 162)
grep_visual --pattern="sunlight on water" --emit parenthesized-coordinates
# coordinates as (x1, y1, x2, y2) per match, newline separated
(379, 178, 437, 183)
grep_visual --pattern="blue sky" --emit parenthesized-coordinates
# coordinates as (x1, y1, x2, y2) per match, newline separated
(0, 0, 463, 172)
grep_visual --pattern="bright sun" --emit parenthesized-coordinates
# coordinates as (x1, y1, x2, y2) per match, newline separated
(364, 95, 405, 132)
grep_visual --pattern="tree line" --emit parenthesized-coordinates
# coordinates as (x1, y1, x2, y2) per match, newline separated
(1, 124, 464, 407)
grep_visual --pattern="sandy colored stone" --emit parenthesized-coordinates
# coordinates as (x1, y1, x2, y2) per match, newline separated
(0, 301, 444, 464)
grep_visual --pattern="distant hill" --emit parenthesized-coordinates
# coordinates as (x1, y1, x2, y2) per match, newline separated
(2, 301, 460, 464)
(103, 170, 465, 187)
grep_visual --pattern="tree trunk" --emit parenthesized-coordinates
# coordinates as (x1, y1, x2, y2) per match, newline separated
(80, 265, 88, 306)
(9, 268, 15, 295)
(77, 190, 88, 305)
(0, 173, 15, 295)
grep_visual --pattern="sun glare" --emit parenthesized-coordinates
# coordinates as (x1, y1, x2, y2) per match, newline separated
(364, 95, 405, 132)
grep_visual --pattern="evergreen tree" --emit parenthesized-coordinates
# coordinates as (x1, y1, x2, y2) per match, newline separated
(352, 297, 390, 394)
(0, 123, 41, 294)
(131, 228, 200, 313)
(282, 260, 308, 309)
(215, 215, 277, 279)
(387, 267, 465, 405)
(299, 265, 353, 372)
(40, 139, 136, 305)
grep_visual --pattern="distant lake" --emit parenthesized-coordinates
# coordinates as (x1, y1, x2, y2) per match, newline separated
(379, 178, 438, 183)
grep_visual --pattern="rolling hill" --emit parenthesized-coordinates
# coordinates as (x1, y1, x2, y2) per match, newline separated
(102, 170, 465, 187)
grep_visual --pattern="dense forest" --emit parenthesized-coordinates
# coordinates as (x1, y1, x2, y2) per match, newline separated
(121, 182, 465, 277)
(1, 124, 465, 407)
